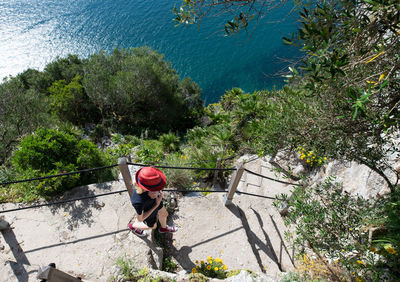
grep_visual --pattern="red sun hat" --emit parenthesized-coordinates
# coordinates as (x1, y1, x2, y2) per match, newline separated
(135, 167, 166, 191)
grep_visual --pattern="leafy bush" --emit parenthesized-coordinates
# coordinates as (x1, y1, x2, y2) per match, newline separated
(163, 153, 194, 190)
(159, 132, 180, 153)
(48, 75, 99, 125)
(134, 140, 164, 165)
(83, 47, 203, 135)
(162, 257, 178, 273)
(0, 77, 51, 164)
(183, 124, 235, 179)
(6, 128, 114, 201)
(275, 177, 399, 280)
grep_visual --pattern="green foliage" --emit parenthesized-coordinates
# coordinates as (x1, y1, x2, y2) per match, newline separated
(371, 186, 400, 275)
(5, 128, 114, 201)
(162, 257, 178, 273)
(134, 140, 164, 165)
(285, 0, 400, 190)
(43, 54, 84, 85)
(107, 134, 142, 161)
(114, 259, 174, 282)
(159, 133, 180, 153)
(48, 75, 99, 125)
(115, 257, 136, 281)
(162, 153, 195, 189)
(83, 47, 203, 135)
(0, 76, 51, 164)
(173, 0, 276, 35)
(183, 124, 235, 179)
(107, 144, 136, 161)
(275, 177, 398, 280)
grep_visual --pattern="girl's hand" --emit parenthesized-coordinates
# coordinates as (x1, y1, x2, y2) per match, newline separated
(156, 191, 163, 205)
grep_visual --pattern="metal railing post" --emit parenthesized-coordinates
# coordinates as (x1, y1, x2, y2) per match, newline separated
(0, 216, 9, 230)
(223, 162, 244, 206)
(37, 263, 81, 281)
(118, 157, 133, 198)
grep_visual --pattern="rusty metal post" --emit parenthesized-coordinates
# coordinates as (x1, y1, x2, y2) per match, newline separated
(223, 162, 244, 206)
(37, 264, 81, 281)
(0, 216, 9, 230)
(118, 157, 133, 198)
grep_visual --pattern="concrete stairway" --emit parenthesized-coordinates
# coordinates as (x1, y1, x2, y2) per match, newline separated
(171, 156, 297, 279)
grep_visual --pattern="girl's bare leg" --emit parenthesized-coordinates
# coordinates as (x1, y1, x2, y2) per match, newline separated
(157, 206, 168, 228)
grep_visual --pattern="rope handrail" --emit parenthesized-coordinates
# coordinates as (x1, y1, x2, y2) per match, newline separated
(0, 188, 277, 214)
(236, 190, 276, 200)
(127, 162, 236, 171)
(0, 189, 127, 213)
(244, 168, 302, 186)
(140, 155, 236, 166)
(0, 164, 119, 187)
(0, 162, 237, 188)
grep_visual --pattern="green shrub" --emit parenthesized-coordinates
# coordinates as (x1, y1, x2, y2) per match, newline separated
(83, 47, 203, 135)
(159, 132, 180, 153)
(107, 144, 136, 161)
(275, 177, 398, 280)
(134, 140, 164, 165)
(115, 257, 137, 281)
(162, 256, 178, 273)
(7, 128, 114, 201)
(163, 153, 194, 190)
(48, 75, 98, 125)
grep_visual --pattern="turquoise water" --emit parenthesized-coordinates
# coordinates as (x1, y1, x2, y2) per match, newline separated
(0, 0, 299, 103)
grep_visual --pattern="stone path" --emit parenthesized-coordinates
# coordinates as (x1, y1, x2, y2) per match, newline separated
(0, 182, 161, 281)
(0, 156, 297, 281)
(171, 156, 297, 280)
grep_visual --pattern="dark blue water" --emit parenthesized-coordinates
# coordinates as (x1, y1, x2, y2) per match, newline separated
(0, 0, 299, 103)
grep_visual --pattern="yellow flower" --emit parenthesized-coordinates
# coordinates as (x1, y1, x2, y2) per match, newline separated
(207, 256, 212, 260)
(384, 245, 398, 255)
(306, 159, 310, 163)
(208, 260, 213, 264)
(214, 267, 219, 271)
(215, 258, 222, 263)
(370, 247, 377, 253)
(195, 260, 199, 264)
(200, 260, 204, 264)
(356, 277, 362, 282)
(324, 157, 327, 160)
(356, 260, 365, 265)
(207, 265, 211, 270)
(223, 265, 227, 270)
(192, 268, 197, 273)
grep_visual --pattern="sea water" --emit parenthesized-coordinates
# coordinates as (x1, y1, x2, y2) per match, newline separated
(0, 0, 300, 103)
